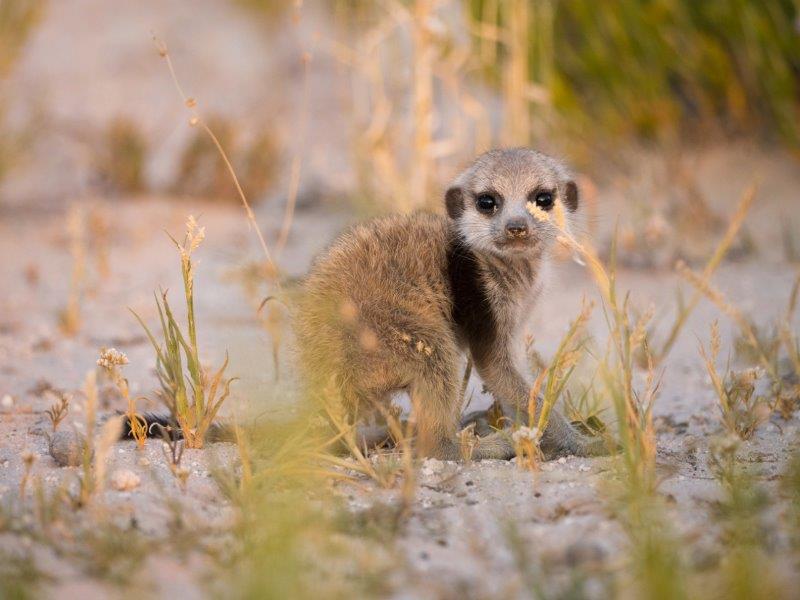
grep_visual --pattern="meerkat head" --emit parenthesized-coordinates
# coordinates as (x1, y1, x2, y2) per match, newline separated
(444, 148, 579, 257)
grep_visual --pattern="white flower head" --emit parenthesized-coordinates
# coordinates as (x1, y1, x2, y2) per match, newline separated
(512, 426, 540, 444)
(97, 348, 129, 369)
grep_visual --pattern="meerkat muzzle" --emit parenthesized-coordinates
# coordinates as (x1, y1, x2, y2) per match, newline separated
(505, 220, 529, 239)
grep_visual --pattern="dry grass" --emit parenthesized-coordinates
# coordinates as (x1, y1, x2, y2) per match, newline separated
(678, 264, 791, 393)
(57, 204, 87, 336)
(0, 0, 45, 185)
(326, 0, 492, 212)
(531, 198, 658, 489)
(133, 216, 234, 449)
(314, 392, 416, 505)
(45, 393, 69, 432)
(153, 34, 290, 385)
(75, 371, 123, 507)
(513, 299, 594, 469)
(681, 263, 800, 426)
(700, 322, 771, 440)
(172, 114, 279, 203)
(95, 117, 147, 195)
(652, 183, 757, 363)
(97, 347, 146, 448)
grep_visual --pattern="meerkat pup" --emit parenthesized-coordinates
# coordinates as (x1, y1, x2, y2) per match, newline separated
(295, 148, 610, 460)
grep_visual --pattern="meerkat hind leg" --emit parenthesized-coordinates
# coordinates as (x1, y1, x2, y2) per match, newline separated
(406, 356, 514, 460)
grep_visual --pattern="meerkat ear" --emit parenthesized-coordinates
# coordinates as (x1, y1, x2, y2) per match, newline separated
(445, 187, 465, 219)
(563, 180, 579, 212)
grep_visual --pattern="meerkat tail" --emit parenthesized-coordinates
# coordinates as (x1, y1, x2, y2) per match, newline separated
(119, 412, 236, 443)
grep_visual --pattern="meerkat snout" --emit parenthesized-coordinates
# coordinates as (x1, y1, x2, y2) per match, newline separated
(505, 219, 529, 239)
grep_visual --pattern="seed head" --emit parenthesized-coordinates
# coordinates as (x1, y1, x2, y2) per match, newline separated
(185, 215, 205, 253)
(97, 348, 129, 369)
(512, 426, 539, 444)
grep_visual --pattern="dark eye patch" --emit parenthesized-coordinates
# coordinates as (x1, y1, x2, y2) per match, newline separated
(527, 189, 555, 211)
(475, 192, 500, 215)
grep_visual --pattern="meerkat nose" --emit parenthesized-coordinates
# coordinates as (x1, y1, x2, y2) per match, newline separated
(505, 220, 529, 238)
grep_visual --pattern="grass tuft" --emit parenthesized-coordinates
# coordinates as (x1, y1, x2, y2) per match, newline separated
(132, 216, 235, 449)
(700, 321, 771, 440)
(513, 299, 594, 469)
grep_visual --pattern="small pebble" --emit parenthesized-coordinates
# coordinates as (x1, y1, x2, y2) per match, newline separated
(111, 469, 141, 491)
(565, 541, 606, 568)
(48, 430, 87, 467)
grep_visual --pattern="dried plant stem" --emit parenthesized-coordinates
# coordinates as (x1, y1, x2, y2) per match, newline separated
(677, 261, 779, 383)
(534, 301, 593, 435)
(59, 204, 86, 335)
(514, 300, 593, 469)
(411, 0, 434, 208)
(657, 183, 757, 361)
(152, 36, 279, 279)
(502, 0, 530, 145)
(276, 50, 311, 255)
(532, 201, 657, 488)
(700, 321, 770, 439)
(45, 394, 70, 432)
(79, 370, 98, 506)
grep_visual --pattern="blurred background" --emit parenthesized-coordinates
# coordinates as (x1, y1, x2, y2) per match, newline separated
(0, 0, 798, 398)
(1, 0, 798, 211)
(1, 0, 799, 417)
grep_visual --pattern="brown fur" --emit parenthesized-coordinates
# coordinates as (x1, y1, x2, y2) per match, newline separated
(294, 148, 610, 460)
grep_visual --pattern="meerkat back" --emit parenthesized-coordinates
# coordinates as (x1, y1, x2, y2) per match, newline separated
(294, 213, 455, 413)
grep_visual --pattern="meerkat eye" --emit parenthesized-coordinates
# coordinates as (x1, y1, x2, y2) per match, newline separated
(475, 194, 498, 214)
(532, 191, 554, 211)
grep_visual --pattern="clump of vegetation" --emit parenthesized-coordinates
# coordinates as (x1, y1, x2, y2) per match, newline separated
(0, 548, 47, 600)
(45, 393, 69, 432)
(97, 347, 146, 448)
(0, 0, 43, 76)
(468, 0, 800, 144)
(531, 199, 657, 489)
(94, 117, 147, 195)
(0, 0, 45, 185)
(707, 434, 783, 599)
(679, 260, 799, 413)
(700, 322, 771, 440)
(133, 215, 235, 449)
(651, 183, 756, 363)
(315, 393, 416, 504)
(172, 115, 278, 202)
(513, 299, 594, 470)
(57, 204, 87, 336)
(76, 371, 123, 507)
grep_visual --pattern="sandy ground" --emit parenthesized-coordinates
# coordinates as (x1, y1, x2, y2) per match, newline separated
(1, 148, 799, 596)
